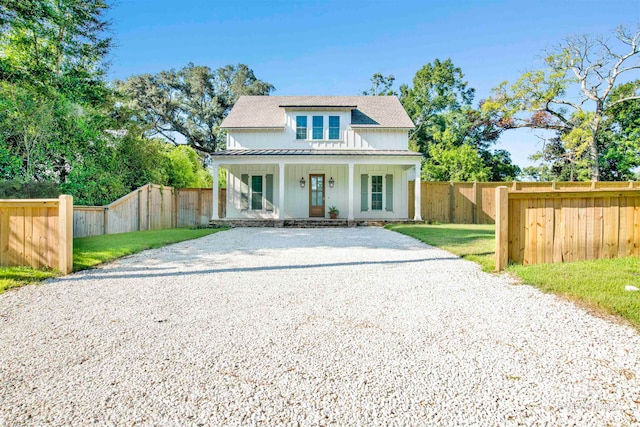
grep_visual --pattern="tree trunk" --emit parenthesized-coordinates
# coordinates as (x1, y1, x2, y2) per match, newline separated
(590, 109, 603, 182)
(589, 140, 599, 181)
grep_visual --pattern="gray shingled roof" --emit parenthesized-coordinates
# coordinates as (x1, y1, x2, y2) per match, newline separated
(220, 96, 415, 129)
(212, 149, 422, 157)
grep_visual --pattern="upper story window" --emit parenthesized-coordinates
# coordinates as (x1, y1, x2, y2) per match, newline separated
(329, 116, 340, 140)
(312, 116, 323, 140)
(296, 116, 307, 140)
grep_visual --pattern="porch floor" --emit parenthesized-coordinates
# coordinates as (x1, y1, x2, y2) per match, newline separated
(209, 218, 419, 228)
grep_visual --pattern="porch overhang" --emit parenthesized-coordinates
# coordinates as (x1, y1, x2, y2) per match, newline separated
(210, 149, 422, 166)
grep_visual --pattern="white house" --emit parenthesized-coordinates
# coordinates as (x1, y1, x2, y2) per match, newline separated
(212, 96, 422, 222)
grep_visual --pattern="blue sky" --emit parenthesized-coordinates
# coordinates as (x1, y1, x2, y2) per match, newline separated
(106, 0, 640, 169)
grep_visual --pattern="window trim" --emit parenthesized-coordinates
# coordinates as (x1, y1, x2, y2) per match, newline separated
(371, 175, 383, 211)
(312, 116, 324, 140)
(250, 175, 263, 210)
(362, 173, 394, 213)
(295, 116, 307, 140)
(328, 116, 340, 140)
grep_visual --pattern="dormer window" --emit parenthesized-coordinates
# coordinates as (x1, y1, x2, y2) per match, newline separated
(296, 116, 307, 140)
(329, 116, 340, 140)
(312, 116, 323, 140)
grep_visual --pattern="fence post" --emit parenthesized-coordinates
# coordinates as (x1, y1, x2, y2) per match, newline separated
(147, 184, 152, 230)
(449, 181, 455, 223)
(58, 195, 73, 274)
(172, 189, 178, 228)
(472, 181, 478, 224)
(103, 207, 109, 235)
(495, 186, 509, 271)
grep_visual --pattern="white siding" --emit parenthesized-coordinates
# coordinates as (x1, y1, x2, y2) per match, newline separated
(226, 110, 410, 151)
(225, 164, 280, 219)
(353, 165, 408, 219)
(225, 163, 409, 219)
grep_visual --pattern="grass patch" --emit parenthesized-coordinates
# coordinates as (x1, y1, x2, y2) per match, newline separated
(73, 227, 226, 271)
(0, 267, 58, 293)
(0, 227, 226, 294)
(386, 223, 495, 271)
(386, 222, 640, 328)
(508, 258, 640, 328)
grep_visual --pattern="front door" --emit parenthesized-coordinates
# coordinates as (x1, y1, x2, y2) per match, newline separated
(309, 174, 325, 217)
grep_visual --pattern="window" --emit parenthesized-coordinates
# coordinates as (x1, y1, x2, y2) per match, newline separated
(241, 174, 273, 211)
(361, 174, 394, 212)
(251, 176, 263, 210)
(329, 116, 340, 140)
(371, 176, 383, 210)
(312, 116, 323, 140)
(296, 116, 307, 140)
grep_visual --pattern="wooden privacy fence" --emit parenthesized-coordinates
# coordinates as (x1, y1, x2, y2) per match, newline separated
(0, 195, 73, 274)
(495, 187, 640, 270)
(409, 181, 640, 224)
(73, 184, 226, 238)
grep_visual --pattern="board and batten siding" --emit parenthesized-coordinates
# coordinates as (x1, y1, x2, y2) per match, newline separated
(224, 164, 408, 219)
(227, 129, 409, 151)
(354, 165, 408, 219)
(226, 110, 410, 151)
(225, 165, 281, 219)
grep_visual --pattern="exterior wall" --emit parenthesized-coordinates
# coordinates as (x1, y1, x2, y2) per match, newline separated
(224, 163, 409, 219)
(225, 164, 281, 219)
(226, 110, 409, 151)
(353, 165, 408, 219)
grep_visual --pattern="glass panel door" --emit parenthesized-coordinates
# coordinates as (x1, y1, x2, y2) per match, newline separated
(308, 174, 325, 217)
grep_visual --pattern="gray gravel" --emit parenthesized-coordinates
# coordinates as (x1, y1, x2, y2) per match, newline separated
(1, 227, 639, 426)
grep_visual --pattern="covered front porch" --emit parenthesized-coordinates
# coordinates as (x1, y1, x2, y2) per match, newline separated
(210, 150, 423, 222)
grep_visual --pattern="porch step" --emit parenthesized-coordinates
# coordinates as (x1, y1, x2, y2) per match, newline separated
(208, 219, 418, 228)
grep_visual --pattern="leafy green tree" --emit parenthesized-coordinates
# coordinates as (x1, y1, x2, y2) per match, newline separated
(598, 80, 640, 180)
(422, 143, 490, 181)
(483, 25, 640, 181)
(400, 58, 475, 154)
(362, 73, 397, 96)
(163, 145, 212, 188)
(0, 82, 54, 180)
(0, 0, 112, 102)
(117, 63, 275, 153)
(399, 59, 518, 181)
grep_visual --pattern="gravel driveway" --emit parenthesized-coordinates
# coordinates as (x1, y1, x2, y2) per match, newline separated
(1, 227, 639, 425)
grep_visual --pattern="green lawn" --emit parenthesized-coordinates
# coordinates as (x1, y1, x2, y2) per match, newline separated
(0, 267, 58, 293)
(0, 227, 226, 294)
(509, 258, 640, 328)
(386, 223, 496, 271)
(386, 223, 640, 328)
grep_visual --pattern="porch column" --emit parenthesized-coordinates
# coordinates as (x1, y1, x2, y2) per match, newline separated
(278, 162, 285, 220)
(211, 159, 219, 220)
(348, 162, 354, 220)
(414, 162, 422, 221)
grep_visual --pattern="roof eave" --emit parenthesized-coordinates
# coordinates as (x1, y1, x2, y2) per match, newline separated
(220, 126, 285, 131)
(350, 126, 415, 130)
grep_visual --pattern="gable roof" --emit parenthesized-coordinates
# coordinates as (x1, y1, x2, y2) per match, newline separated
(220, 96, 415, 129)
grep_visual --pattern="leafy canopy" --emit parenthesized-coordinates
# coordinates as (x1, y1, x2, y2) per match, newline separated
(117, 63, 275, 153)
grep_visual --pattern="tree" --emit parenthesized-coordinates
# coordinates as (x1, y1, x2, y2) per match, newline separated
(422, 143, 490, 181)
(0, 0, 112, 102)
(483, 25, 640, 181)
(400, 58, 475, 154)
(598, 80, 640, 180)
(117, 63, 275, 153)
(362, 73, 397, 96)
(399, 59, 518, 181)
